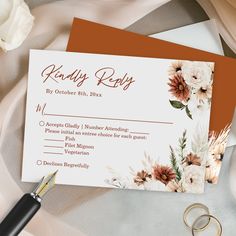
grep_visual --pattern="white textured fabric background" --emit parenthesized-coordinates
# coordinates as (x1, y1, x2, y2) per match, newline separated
(0, 0, 236, 235)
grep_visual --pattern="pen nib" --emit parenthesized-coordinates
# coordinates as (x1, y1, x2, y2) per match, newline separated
(33, 170, 58, 199)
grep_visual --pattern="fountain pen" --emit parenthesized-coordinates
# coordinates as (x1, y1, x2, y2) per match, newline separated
(0, 171, 58, 236)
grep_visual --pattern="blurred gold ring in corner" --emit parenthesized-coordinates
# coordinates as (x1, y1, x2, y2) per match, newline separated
(191, 214, 222, 236)
(183, 203, 210, 231)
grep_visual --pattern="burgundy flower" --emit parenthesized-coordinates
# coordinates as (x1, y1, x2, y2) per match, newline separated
(153, 165, 176, 185)
(183, 153, 201, 166)
(168, 74, 190, 102)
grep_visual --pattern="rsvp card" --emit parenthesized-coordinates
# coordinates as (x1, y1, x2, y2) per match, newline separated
(22, 50, 214, 193)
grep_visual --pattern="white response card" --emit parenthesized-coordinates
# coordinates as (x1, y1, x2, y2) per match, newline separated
(22, 50, 214, 193)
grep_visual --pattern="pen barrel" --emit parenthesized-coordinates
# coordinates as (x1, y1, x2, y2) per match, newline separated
(0, 193, 41, 236)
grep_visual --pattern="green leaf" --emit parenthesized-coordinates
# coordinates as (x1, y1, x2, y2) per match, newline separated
(169, 146, 182, 182)
(178, 130, 187, 162)
(185, 106, 193, 119)
(169, 100, 185, 109)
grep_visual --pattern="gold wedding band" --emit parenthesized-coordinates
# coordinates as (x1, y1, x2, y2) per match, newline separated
(183, 203, 210, 231)
(191, 214, 222, 236)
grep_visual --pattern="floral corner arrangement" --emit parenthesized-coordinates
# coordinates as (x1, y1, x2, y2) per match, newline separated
(167, 60, 214, 119)
(105, 129, 208, 194)
(0, 0, 34, 51)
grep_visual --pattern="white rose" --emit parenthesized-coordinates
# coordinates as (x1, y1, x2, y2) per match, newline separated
(182, 165, 205, 193)
(0, 0, 34, 51)
(182, 61, 212, 89)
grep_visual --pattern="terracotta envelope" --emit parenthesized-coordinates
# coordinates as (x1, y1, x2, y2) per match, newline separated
(67, 18, 236, 184)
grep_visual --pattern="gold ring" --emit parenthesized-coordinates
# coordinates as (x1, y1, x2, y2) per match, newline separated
(183, 203, 210, 231)
(191, 214, 222, 236)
